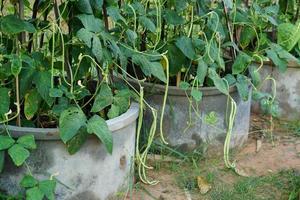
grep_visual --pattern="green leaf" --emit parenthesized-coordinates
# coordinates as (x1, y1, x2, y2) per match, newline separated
(164, 10, 184, 25)
(191, 89, 202, 102)
(76, 28, 103, 62)
(179, 81, 190, 90)
(33, 71, 54, 106)
(266, 49, 287, 72)
(232, 53, 252, 74)
(113, 89, 130, 114)
(0, 151, 4, 173)
(167, 43, 188, 75)
(278, 23, 300, 51)
(249, 65, 261, 87)
(87, 115, 113, 154)
(208, 69, 229, 95)
(39, 180, 56, 200)
(8, 144, 30, 166)
(126, 29, 137, 46)
(26, 187, 44, 200)
(17, 135, 36, 150)
(107, 104, 120, 119)
(76, 0, 93, 14)
(107, 6, 126, 23)
(139, 16, 156, 33)
(240, 26, 256, 49)
(0, 87, 10, 116)
(59, 107, 87, 143)
(24, 89, 41, 120)
(132, 54, 152, 76)
(204, 112, 218, 125)
(49, 88, 63, 98)
(223, 0, 233, 9)
(0, 15, 36, 34)
(91, 84, 113, 112)
(0, 136, 15, 151)
(236, 74, 249, 101)
(20, 175, 38, 188)
(10, 54, 22, 77)
(196, 59, 208, 86)
(150, 62, 167, 83)
(76, 14, 104, 33)
(66, 127, 88, 155)
(175, 36, 196, 60)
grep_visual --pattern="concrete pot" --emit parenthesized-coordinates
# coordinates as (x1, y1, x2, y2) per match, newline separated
(127, 79, 251, 151)
(0, 103, 139, 200)
(252, 61, 300, 120)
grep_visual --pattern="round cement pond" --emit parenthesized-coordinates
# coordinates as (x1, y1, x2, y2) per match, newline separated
(0, 103, 139, 200)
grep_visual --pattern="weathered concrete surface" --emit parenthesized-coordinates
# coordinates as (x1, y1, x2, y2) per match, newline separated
(252, 62, 300, 120)
(139, 82, 252, 151)
(0, 103, 139, 200)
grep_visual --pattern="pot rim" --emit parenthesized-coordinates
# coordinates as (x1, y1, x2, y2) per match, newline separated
(256, 59, 300, 68)
(121, 76, 237, 97)
(0, 103, 139, 140)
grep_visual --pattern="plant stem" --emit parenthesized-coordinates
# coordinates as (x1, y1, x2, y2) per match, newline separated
(102, 0, 109, 30)
(176, 71, 181, 87)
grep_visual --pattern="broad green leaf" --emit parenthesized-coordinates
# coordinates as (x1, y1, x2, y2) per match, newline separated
(8, 144, 30, 166)
(249, 65, 261, 87)
(76, 28, 102, 62)
(0, 151, 4, 173)
(223, 0, 233, 9)
(76, 0, 93, 14)
(10, 54, 22, 77)
(232, 53, 252, 74)
(191, 89, 202, 102)
(266, 49, 287, 72)
(208, 69, 229, 95)
(59, 107, 87, 143)
(196, 59, 208, 86)
(150, 62, 167, 83)
(33, 71, 54, 106)
(76, 14, 104, 33)
(167, 43, 187, 75)
(224, 74, 236, 86)
(164, 10, 184, 25)
(240, 26, 256, 49)
(0, 15, 36, 34)
(0, 87, 10, 116)
(113, 89, 130, 114)
(17, 135, 36, 150)
(204, 112, 218, 125)
(26, 187, 44, 200)
(49, 88, 63, 98)
(20, 175, 38, 188)
(107, 6, 126, 23)
(139, 16, 156, 33)
(107, 104, 120, 119)
(175, 0, 188, 12)
(91, 84, 113, 112)
(126, 29, 137, 46)
(24, 89, 41, 120)
(39, 180, 56, 200)
(0, 136, 15, 150)
(179, 81, 190, 90)
(175, 36, 196, 60)
(87, 115, 113, 154)
(66, 127, 88, 155)
(278, 23, 300, 51)
(91, 0, 103, 11)
(132, 54, 152, 76)
(236, 74, 249, 101)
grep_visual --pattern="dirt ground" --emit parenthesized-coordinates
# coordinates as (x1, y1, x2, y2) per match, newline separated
(127, 114, 300, 200)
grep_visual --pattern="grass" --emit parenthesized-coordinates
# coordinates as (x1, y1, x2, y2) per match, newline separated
(144, 136, 300, 200)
